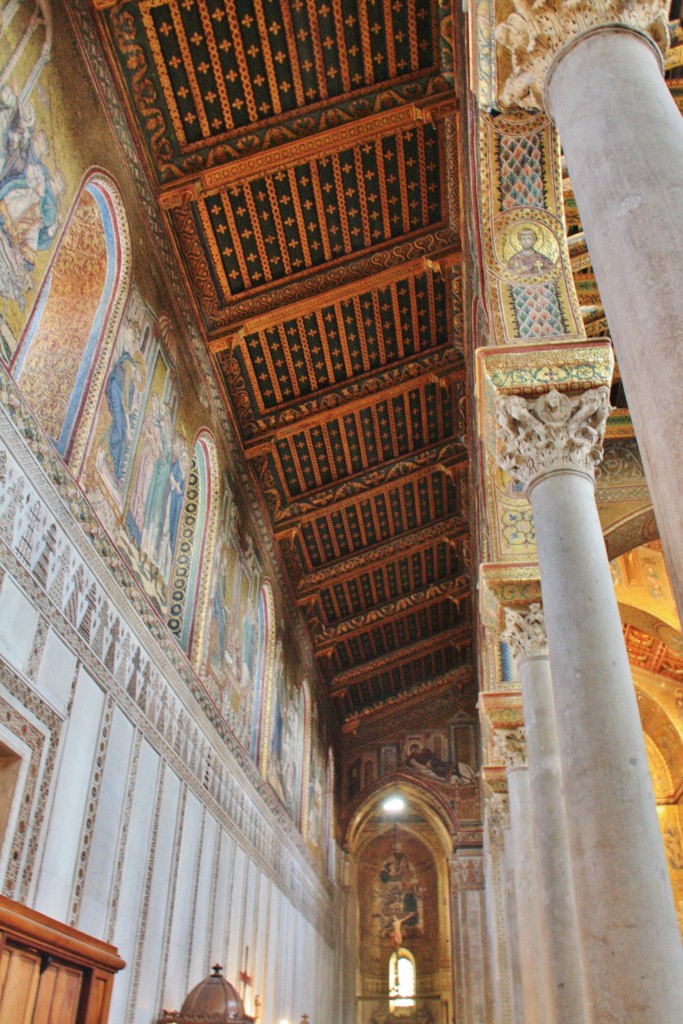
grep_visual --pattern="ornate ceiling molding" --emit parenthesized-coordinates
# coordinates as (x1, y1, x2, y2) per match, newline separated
(159, 93, 457, 206)
(234, 348, 462, 445)
(270, 439, 465, 526)
(244, 363, 464, 458)
(298, 516, 467, 598)
(271, 450, 466, 535)
(208, 252, 461, 345)
(312, 574, 470, 646)
(329, 626, 471, 694)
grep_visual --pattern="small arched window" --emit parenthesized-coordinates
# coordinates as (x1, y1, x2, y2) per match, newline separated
(389, 947, 416, 1010)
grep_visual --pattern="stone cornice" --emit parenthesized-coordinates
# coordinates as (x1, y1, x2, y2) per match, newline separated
(494, 3, 669, 111)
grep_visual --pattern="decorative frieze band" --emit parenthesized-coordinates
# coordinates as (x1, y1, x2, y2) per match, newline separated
(494, 2, 669, 110)
(495, 386, 611, 491)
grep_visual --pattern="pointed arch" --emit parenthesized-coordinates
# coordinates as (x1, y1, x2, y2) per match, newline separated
(12, 171, 131, 470)
(167, 429, 219, 660)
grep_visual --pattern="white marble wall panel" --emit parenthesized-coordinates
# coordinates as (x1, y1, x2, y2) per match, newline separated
(0, 418, 338, 1022)
(0, 573, 38, 674)
(161, 787, 202, 1012)
(210, 829, 235, 970)
(466, 890, 487, 1024)
(78, 706, 135, 938)
(253, 871, 271, 1017)
(186, 809, 218, 990)
(109, 738, 161, 1023)
(281, 897, 295, 1023)
(131, 765, 182, 1024)
(34, 627, 77, 713)
(226, 845, 247, 985)
(34, 666, 105, 921)
(240, 858, 258, 1010)
(264, 883, 282, 1024)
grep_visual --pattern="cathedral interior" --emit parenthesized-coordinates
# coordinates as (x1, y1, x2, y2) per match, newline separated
(0, 2, 682, 1023)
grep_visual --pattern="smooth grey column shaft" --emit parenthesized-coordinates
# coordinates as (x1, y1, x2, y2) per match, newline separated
(507, 767, 548, 1024)
(529, 466, 683, 1023)
(502, 827, 524, 1024)
(519, 653, 589, 1024)
(545, 25, 683, 619)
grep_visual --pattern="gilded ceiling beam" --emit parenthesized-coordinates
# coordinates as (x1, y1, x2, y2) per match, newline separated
(272, 456, 465, 538)
(270, 439, 467, 526)
(311, 574, 470, 647)
(245, 360, 464, 459)
(327, 626, 472, 694)
(235, 346, 461, 442)
(340, 666, 472, 729)
(207, 249, 462, 349)
(159, 92, 456, 210)
(296, 515, 468, 596)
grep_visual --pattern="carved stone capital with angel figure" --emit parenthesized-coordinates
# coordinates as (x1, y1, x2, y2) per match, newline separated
(495, 386, 610, 492)
(503, 602, 548, 663)
(494, 1, 669, 110)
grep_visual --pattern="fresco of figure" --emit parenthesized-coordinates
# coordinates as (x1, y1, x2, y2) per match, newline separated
(105, 343, 145, 485)
(0, 85, 18, 173)
(140, 404, 173, 566)
(0, 95, 35, 184)
(281, 688, 299, 815)
(166, 436, 187, 552)
(0, 116, 65, 281)
(210, 547, 229, 671)
(307, 746, 325, 850)
(506, 226, 556, 277)
(126, 396, 163, 550)
(235, 592, 258, 742)
(267, 641, 288, 804)
(157, 434, 188, 582)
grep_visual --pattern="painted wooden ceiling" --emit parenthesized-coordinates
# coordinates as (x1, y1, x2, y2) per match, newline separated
(93, 0, 472, 724)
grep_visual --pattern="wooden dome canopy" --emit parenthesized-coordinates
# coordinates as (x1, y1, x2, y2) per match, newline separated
(160, 964, 254, 1024)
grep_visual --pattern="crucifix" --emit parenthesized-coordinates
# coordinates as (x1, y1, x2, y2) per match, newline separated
(239, 945, 253, 1001)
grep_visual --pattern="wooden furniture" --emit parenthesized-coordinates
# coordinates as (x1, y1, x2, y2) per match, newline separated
(0, 896, 125, 1024)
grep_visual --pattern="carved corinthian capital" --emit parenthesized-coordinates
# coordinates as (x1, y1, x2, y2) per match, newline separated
(486, 790, 510, 832)
(493, 726, 527, 770)
(495, 386, 610, 491)
(504, 602, 548, 663)
(495, 1, 670, 110)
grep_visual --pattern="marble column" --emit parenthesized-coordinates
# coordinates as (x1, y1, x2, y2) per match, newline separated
(484, 792, 516, 1024)
(495, 1, 683, 619)
(496, 386, 683, 1023)
(504, 603, 588, 1024)
(501, 824, 524, 1024)
(450, 850, 490, 1024)
(495, 732, 548, 1024)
